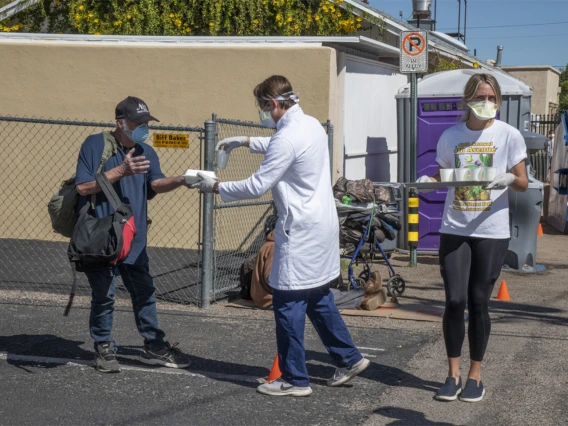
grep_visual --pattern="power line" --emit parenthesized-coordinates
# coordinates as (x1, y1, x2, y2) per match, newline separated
(437, 21, 568, 31)
(468, 32, 568, 40)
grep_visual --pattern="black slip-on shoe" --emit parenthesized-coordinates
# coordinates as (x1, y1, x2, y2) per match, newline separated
(435, 376, 462, 401)
(460, 378, 485, 403)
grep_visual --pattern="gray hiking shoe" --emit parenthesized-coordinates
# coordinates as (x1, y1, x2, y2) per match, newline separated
(140, 342, 191, 368)
(93, 342, 120, 373)
(257, 378, 313, 397)
(327, 358, 370, 387)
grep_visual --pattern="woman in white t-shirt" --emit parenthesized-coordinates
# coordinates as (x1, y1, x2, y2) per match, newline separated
(417, 73, 528, 402)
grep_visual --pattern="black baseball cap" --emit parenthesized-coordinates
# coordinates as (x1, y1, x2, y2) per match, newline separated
(115, 96, 159, 123)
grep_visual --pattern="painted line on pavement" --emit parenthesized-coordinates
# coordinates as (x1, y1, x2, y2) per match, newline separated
(357, 346, 386, 351)
(0, 352, 264, 384)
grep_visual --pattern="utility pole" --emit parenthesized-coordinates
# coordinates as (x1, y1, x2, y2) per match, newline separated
(464, 0, 468, 44)
(434, 0, 437, 30)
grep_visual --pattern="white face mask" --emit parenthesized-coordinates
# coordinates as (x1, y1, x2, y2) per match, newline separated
(468, 101, 498, 121)
(257, 91, 300, 128)
(259, 109, 277, 129)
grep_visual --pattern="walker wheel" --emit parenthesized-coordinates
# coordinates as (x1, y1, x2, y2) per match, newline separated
(387, 275, 406, 297)
(354, 277, 366, 290)
(358, 270, 371, 283)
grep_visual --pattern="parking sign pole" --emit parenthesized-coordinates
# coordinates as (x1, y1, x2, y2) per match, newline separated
(410, 72, 417, 184)
(400, 30, 428, 267)
(410, 73, 418, 267)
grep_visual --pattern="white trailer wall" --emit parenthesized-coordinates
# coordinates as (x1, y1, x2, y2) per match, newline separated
(342, 55, 407, 182)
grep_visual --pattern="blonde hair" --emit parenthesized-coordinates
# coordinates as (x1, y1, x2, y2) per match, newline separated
(461, 73, 502, 122)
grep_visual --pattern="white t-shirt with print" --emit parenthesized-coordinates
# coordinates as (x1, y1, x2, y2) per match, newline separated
(435, 120, 527, 239)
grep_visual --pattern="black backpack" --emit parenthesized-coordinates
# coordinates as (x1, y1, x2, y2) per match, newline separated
(67, 173, 136, 273)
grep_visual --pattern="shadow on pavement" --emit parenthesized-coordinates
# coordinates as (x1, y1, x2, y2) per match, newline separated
(374, 406, 456, 426)
(0, 334, 262, 389)
(395, 292, 568, 327)
(305, 350, 441, 392)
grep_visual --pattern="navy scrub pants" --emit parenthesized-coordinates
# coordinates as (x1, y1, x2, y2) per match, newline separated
(272, 278, 363, 387)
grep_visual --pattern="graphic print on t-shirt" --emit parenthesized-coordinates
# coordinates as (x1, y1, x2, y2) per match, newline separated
(453, 141, 497, 211)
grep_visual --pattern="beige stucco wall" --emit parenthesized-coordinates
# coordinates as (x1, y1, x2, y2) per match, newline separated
(502, 66, 561, 115)
(0, 41, 337, 250)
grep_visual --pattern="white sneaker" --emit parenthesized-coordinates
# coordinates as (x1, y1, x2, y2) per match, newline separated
(256, 378, 313, 397)
(327, 358, 370, 387)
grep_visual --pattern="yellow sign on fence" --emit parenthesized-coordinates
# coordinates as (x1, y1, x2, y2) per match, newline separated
(153, 133, 189, 148)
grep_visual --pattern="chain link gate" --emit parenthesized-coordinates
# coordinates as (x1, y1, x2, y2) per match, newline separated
(211, 118, 276, 301)
(0, 116, 204, 304)
(202, 117, 334, 302)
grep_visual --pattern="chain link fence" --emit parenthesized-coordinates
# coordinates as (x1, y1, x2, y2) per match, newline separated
(0, 116, 203, 304)
(0, 114, 334, 307)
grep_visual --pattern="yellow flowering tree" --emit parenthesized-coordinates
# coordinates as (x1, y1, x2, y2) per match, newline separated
(1, 0, 384, 38)
(431, 51, 465, 74)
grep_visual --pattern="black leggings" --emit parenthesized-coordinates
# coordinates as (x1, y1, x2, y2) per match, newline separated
(439, 234, 509, 361)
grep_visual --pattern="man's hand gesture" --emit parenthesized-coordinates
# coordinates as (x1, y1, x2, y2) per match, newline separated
(121, 148, 150, 176)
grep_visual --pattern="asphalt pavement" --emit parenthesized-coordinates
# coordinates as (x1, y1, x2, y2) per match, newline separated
(1, 221, 567, 425)
(0, 302, 431, 426)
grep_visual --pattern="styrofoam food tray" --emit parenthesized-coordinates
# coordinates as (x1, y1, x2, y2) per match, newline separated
(184, 169, 217, 185)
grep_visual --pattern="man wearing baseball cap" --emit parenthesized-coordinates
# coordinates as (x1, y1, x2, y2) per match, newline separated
(75, 96, 192, 373)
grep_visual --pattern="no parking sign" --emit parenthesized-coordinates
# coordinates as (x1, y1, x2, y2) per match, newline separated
(400, 30, 428, 74)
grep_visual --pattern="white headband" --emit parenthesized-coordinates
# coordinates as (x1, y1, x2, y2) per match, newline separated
(262, 91, 300, 103)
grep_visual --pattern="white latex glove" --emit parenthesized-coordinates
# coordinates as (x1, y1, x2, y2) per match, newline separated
(190, 172, 219, 193)
(486, 173, 515, 190)
(416, 175, 435, 193)
(215, 136, 248, 153)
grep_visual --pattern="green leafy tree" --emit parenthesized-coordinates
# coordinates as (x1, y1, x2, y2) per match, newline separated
(1, 0, 384, 37)
(560, 65, 568, 112)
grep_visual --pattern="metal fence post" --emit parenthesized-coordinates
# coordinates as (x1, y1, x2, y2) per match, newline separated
(327, 120, 334, 182)
(201, 119, 216, 309)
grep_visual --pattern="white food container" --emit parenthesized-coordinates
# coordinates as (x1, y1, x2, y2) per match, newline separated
(183, 169, 217, 185)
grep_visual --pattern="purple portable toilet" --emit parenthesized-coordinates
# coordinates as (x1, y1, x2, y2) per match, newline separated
(396, 69, 532, 251)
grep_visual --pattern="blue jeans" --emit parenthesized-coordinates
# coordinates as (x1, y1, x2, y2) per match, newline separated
(85, 263, 166, 351)
(272, 281, 363, 387)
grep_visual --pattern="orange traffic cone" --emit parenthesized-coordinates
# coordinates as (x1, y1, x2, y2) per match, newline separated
(265, 354, 282, 383)
(537, 223, 544, 237)
(496, 280, 511, 301)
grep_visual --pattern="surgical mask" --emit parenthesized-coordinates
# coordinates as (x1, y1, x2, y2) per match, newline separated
(122, 120, 149, 144)
(259, 109, 277, 129)
(468, 101, 498, 121)
(258, 91, 300, 128)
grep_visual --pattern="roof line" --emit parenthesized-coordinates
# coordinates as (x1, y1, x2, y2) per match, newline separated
(0, 33, 400, 57)
(0, 0, 39, 22)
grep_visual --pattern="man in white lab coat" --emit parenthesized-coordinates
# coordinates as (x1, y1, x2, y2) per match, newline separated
(192, 75, 369, 397)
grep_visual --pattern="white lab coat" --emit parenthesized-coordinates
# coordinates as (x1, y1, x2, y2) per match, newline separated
(219, 105, 340, 290)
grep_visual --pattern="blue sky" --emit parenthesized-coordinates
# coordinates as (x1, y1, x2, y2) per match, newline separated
(369, 0, 568, 70)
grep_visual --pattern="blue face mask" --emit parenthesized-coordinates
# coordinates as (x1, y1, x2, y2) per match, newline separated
(123, 120, 149, 144)
(131, 124, 149, 144)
